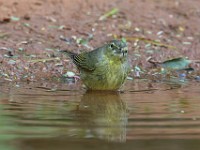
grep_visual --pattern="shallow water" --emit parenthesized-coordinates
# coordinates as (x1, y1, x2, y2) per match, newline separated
(0, 79, 200, 150)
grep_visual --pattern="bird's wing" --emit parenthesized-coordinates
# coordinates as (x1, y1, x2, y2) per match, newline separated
(61, 50, 97, 71)
(72, 53, 97, 71)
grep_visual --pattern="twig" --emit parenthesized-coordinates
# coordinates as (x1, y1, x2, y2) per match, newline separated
(115, 35, 177, 49)
(28, 57, 60, 63)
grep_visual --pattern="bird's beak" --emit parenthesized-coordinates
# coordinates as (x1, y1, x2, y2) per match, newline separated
(121, 47, 128, 56)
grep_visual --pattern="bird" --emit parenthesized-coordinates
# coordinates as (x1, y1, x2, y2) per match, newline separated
(60, 40, 130, 90)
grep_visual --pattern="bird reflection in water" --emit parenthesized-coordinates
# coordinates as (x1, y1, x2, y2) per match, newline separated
(76, 91, 127, 142)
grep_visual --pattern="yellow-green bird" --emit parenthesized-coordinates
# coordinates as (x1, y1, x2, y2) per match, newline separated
(61, 40, 130, 90)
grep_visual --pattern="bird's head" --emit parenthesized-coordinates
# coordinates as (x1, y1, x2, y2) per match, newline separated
(104, 40, 128, 61)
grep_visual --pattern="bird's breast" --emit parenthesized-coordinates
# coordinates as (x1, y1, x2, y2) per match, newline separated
(80, 59, 129, 90)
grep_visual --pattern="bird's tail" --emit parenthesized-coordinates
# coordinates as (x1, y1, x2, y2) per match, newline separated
(59, 50, 77, 59)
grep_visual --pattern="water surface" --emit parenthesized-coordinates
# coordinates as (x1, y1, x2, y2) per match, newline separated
(0, 80, 200, 150)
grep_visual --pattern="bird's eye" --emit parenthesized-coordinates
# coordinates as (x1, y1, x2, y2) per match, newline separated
(110, 43, 115, 49)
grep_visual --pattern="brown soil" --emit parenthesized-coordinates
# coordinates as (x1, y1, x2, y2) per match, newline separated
(1, 0, 200, 81)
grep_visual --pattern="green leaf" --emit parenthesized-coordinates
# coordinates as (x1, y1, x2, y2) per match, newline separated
(8, 60, 16, 65)
(121, 37, 127, 43)
(58, 25, 65, 30)
(134, 66, 141, 71)
(99, 8, 119, 21)
(161, 57, 191, 70)
(63, 71, 75, 78)
(23, 23, 30, 27)
(10, 16, 20, 21)
(76, 38, 88, 45)
(18, 47, 24, 51)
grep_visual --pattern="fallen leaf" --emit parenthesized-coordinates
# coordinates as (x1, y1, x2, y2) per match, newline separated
(161, 57, 191, 70)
